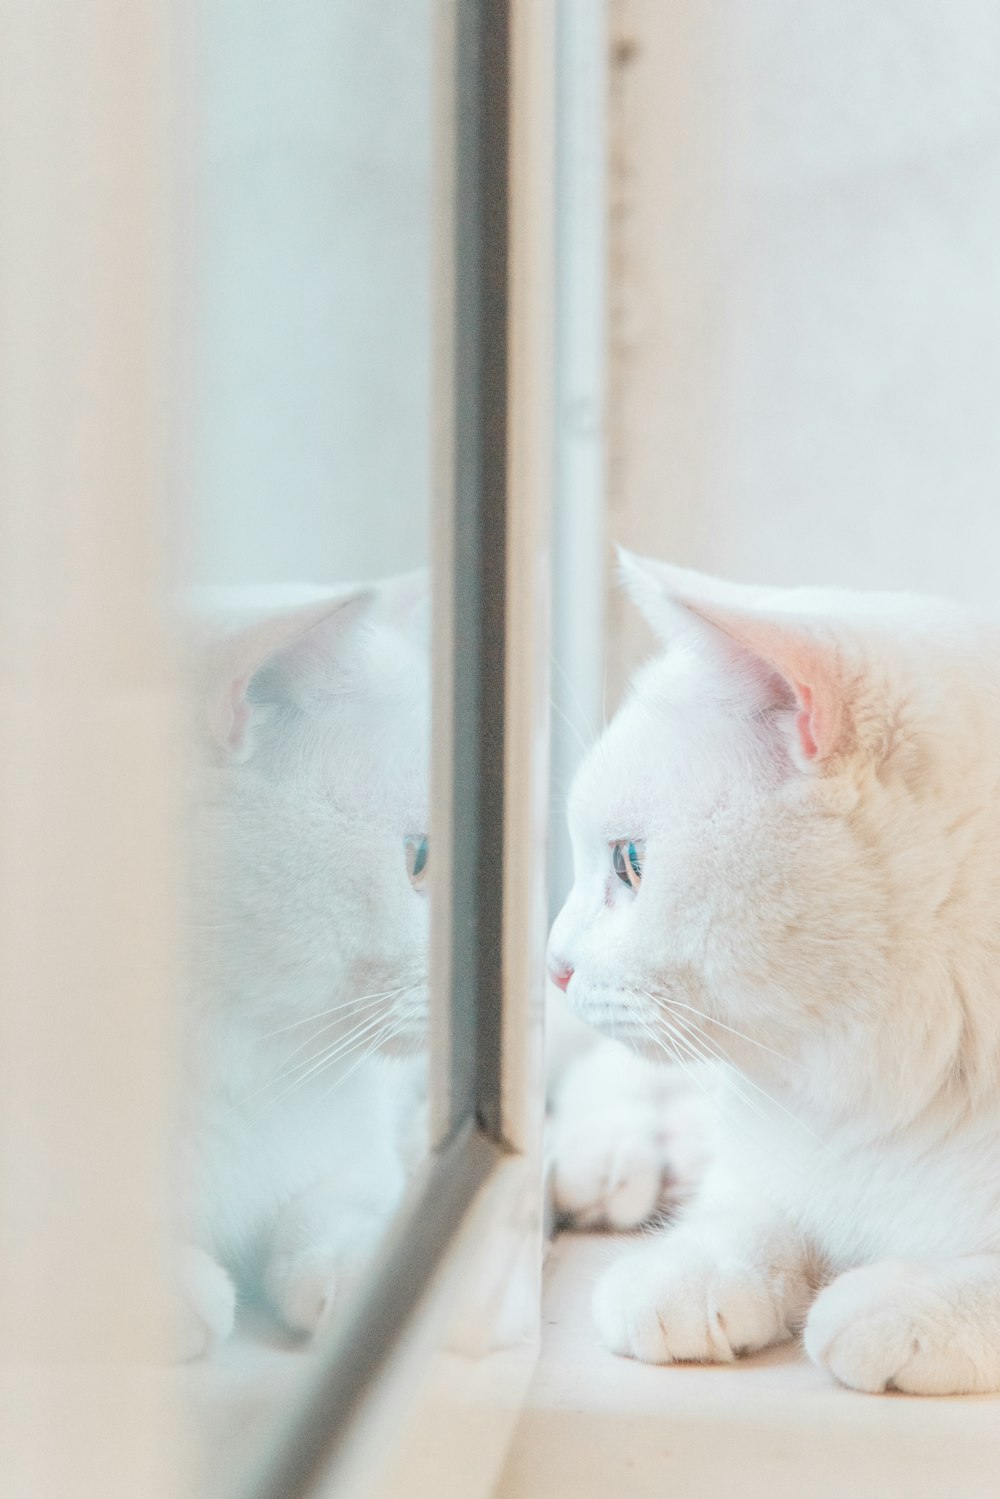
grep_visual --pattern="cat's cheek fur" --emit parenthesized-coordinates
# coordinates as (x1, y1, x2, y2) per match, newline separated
(804, 1258, 1000, 1396)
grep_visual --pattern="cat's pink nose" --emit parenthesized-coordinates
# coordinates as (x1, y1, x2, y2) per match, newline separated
(548, 962, 573, 992)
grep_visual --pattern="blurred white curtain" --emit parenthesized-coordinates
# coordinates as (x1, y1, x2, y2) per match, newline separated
(0, 2, 182, 1495)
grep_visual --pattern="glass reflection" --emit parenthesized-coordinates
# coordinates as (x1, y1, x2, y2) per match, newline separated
(179, 579, 429, 1356)
(173, 0, 434, 1478)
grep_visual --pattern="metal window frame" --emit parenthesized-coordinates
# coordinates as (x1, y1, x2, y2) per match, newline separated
(235, 4, 519, 1495)
(442, 0, 511, 1145)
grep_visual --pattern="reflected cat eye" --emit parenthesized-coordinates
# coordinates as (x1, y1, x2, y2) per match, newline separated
(611, 839, 643, 891)
(405, 835, 429, 890)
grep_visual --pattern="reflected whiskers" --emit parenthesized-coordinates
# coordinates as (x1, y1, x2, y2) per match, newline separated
(549, 696, 590, 756)
(219, 988, 421, 1119)
(263, 1007, 404, 1106)
(319, 1013, 411, 1100)
(551, 654, 597, 742)
(261, 987, 405, 1039)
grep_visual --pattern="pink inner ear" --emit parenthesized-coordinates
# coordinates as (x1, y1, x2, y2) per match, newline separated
(716, 616, 844, 763)
(773, 648, 846, 764)
(793, 683, 820, 761)
(203, 591, 373, 761)
(680, 602, 843, 764)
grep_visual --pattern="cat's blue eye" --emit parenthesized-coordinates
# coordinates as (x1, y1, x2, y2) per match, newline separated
(611, 839, 643, 891)
(405, 835, 429, 890)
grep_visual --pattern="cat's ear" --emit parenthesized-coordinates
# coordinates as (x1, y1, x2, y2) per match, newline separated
(206, 591, 375, 762)
(375, 568, 430, 647)
(618, 549, 847, 768)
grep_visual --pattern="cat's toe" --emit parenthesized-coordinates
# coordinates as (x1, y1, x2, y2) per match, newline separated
(552, 1115, 665, 1230)
(279, 1267, 338, 1334)
(266, 1254, 343, 1335)
(804, 1261, 984, 1396)
(177, 1245, 236, 1361)
(592, 1244, 785, 1365)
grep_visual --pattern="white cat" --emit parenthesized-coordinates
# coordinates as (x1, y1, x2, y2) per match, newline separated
(176, 578, 429, 1358)
(549, 551, 1000, 1395)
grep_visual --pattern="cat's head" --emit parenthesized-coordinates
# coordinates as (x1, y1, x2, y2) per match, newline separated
(187, 576, 430, 1058)
(549, 554, 1000, 1109)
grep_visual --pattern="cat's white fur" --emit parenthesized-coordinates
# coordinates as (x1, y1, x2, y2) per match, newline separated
(176, 579, 428, 1357)
(547, 1012, 711, 1230)
(549, 552, 1000, 1395)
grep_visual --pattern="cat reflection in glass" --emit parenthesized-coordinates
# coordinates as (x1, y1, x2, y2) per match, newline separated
(177, 579, 429, 1357)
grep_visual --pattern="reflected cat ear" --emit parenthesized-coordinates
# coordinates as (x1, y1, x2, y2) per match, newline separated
(375, 568, 430, 646)
(617, 549, 847, 768)
(206, 591, 375, 761)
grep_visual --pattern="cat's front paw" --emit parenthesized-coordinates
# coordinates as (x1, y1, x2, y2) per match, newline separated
(804, 1260, 997, 1395)
(177, 1244, 236, 1360)
(593, 1241, 793, 1365)
(551, 1107, 668, 1231)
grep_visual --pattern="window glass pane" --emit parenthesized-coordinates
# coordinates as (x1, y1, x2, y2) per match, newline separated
(175, 2, 434, 1480)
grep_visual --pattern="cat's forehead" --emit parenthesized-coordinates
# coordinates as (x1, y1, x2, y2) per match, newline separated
(259, 618, 429, 821)
(569, 651, 737, 837)
(331, 621, 430, 746)
(304, 720, 429, 832)
(363, 620, 430, 702)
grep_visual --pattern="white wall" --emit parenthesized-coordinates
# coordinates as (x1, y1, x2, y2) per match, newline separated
(550, 0, 608, 914)
(182, 0, 432, 587)
(608, 0, 1000, 688)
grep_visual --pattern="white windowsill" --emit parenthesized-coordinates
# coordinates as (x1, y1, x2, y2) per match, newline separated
(494, 1234, 1000, 1499)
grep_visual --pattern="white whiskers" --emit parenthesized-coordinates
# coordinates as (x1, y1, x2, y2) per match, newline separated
(219, 984, 425, 1118)
(260, 986, 406, 1039)
(648, 991, 803, 1070)
(632, 988, 834, 1158)
(549, 695, 590, 756)
(551, 654, 597, 742)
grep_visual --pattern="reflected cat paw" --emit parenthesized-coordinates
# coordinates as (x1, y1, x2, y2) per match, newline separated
(265, 1191, 392, 1336)
(269, 1260, 341, 1335)
(177, 1244, 236, 1360)
(265, 1241, 371, 1336)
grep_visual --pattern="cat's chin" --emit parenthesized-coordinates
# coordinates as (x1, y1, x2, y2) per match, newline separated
(613, 1027, 674, 1062)
(566, 995, 659, 1056)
